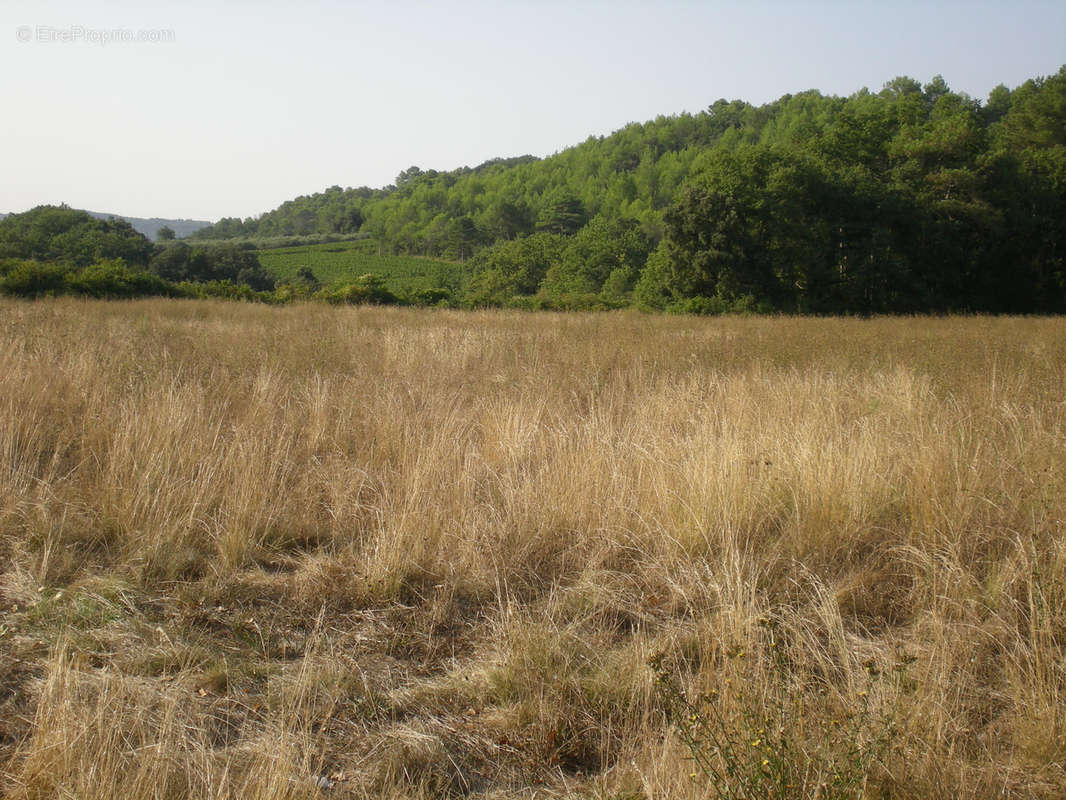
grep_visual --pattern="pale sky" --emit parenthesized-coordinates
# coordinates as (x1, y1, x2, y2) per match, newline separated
(2, 0, 1064, 222)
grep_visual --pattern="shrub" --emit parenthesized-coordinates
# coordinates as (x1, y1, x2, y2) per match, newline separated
(405, 287, 453, 307)
(64, 260, 177, 299)
(315, 273, 397, 305)
(649, 631, 910, 800)
(0, 260, 69, 297)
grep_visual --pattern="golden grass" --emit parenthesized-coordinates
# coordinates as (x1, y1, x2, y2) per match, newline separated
(1, 298, 1064, 798)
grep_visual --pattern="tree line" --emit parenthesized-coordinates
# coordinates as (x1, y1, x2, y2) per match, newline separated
(6, 68, 1065, 312)
(189, 68, 1065, 314)
(0, 206, 266, 299)
(0, 205, 421, 305)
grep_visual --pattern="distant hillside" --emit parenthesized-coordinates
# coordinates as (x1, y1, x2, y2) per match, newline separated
(0, 209, 210, 241)
(81, 211, 212, 241)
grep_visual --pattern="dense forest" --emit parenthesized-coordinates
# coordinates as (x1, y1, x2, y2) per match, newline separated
(5, 69, 1065, 312)
(0, 206, 276, 300)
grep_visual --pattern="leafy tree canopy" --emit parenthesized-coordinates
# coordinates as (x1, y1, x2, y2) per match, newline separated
(0, 205, 155, 267)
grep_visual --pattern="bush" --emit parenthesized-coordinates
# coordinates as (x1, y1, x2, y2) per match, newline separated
(0, 259, 181, 299)
(665, 293, 772, 315)
(314, 273, 398, 305)
(405, 287, 453, 307)
(649, 624, 910, 800)
(0, 260, 69, 297)
(149, 242, 275, 290)
(64, 260, 177, 299)
(178, 280, 274, 303)
(533, 291, 612, 311)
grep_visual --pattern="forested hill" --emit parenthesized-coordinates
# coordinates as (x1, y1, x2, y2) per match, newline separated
(192, 69, 1066, 313)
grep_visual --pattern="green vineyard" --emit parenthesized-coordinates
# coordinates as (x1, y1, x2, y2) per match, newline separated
(256, 239, 463, 294)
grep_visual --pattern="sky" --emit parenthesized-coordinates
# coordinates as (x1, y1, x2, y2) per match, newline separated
(2, 0, 1064, 222)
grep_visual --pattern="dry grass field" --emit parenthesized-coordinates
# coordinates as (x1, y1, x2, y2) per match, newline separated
(1, 299, 1064, 799)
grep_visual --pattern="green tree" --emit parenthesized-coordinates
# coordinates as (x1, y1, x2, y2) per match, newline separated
(482, 199, 533, 240)
(148, 242, 274, 291)
(660, 147, 785, 305)
(539, 216, 652, 296)
(467, 232, 568, 302)
(395, 166, 424, 188)
(0, 206, 154, 267)
(294, 266, 321, 291)
(444, 215, 482, 261)
(535, 188, 588, 234)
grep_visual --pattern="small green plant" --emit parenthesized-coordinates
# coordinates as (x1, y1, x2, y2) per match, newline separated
(649, 626, 909, 799)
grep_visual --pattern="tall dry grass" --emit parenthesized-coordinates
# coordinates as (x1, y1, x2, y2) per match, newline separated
(1, 298, 1064, 798)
